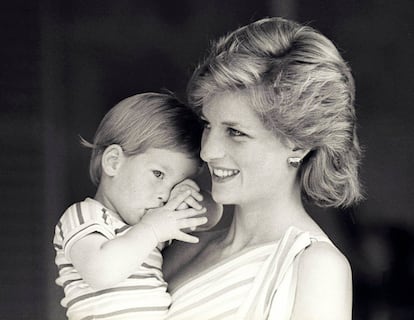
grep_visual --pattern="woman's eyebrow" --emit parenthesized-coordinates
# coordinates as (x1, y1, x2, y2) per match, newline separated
(222, 121, 241, 127)
(200, 111, 250, 130)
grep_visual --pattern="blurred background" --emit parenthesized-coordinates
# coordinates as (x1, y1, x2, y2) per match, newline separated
(1, 0, 413, 319)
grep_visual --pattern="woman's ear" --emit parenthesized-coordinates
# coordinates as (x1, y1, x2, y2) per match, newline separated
(291, 146, 311, 159)
(287, 146, 311, 168)
(101, 144, 125, 177)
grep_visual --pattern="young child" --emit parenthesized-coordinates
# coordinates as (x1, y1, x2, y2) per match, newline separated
(53, 92, 222, 320)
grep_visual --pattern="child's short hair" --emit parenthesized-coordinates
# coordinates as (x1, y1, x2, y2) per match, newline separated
(82, 92, 203, 186)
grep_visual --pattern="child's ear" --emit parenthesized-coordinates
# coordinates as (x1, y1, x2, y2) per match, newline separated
(101, 144, 125, 176)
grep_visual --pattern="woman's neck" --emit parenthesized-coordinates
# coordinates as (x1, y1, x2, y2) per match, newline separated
(220, 188, 311, 252)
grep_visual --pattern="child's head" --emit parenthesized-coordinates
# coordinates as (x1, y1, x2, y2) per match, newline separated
(98, 147, 200, 225)
(82, 92, 203, 225)
(83, 92, 203, 186)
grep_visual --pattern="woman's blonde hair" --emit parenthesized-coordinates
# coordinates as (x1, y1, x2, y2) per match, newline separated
(188, 17, 363, 208)
(82, 92, 203, 186)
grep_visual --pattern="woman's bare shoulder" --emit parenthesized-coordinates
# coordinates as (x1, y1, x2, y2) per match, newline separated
(291, 241, 353, 320)
(301, 240, 352, 277)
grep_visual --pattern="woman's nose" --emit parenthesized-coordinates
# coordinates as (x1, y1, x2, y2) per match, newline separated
(200, 130, 225, 162)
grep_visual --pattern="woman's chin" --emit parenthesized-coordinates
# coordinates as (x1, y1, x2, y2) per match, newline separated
(211, 188, 237, 205)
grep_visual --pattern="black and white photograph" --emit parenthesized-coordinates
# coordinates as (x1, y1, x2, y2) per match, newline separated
(1, 1, 413, 319)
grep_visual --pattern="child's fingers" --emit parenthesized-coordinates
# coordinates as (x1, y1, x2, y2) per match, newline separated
(188, 189, 203, 202)
(173, 207, 206, 220)
(183, 197, 202, 210)
(178, 179, 200, 192)
(176, 202, 189, 210)
(175, 231, 200, 243)
(173, 186, 203, 202)
(177, 216, 208, 230)
(165, 190, 192, 210)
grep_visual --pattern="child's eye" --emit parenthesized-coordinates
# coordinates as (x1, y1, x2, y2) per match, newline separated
(152, 170, 164, 179)
(227, 127, 245, 137)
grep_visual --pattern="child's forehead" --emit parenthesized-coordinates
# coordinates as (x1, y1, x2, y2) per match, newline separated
(144, 148, 199, 169)
(146, 147, 194, 158)
(155, 153, 201, 181)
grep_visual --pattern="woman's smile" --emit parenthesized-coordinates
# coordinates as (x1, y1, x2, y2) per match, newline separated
(211, 166, 240, 181)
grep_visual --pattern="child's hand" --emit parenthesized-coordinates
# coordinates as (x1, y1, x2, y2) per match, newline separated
(170, 179, 204, 211)
(194, 189, 223, 231)
(140, 190, 207, 243)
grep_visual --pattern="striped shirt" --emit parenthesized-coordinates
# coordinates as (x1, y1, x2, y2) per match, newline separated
(167, 227, 332, 320)
(53, 198, 171, 320)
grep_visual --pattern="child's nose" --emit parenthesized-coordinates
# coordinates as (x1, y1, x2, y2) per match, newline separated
(157, 189, 170, 205)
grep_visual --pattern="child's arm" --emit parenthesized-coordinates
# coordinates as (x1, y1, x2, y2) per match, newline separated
(170, 179, 223, 231)
(69, 190, 207, 290)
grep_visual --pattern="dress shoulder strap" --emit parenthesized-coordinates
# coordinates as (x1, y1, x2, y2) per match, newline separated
(237, 226, 312, 319)
(309, 232, 334, 245)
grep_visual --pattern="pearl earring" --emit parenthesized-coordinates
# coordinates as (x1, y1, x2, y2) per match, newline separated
(287, 157, 302, 168)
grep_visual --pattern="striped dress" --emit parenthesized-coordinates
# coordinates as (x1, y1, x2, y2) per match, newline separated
(167, 226, 332, 320)
(53, 198, 171, 320)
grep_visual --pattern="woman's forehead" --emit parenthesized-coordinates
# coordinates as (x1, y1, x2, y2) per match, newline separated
(202, 92, 258, 121)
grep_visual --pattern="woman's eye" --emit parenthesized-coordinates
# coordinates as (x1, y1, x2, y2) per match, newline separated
(152, 170, 164, 179)
(227, 128, 245, 137)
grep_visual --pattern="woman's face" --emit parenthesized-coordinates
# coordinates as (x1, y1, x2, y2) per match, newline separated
(200, 92, 294, 207)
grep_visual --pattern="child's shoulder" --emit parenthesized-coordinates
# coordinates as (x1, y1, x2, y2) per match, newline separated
(55, 198, 117, 244)
(59, 198, 108, 224)
(61, 197, 92, 213)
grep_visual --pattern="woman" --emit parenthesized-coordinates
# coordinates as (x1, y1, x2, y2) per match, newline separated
(163, 17, 362, 319)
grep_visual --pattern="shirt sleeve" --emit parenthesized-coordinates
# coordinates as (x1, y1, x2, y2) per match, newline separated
(58, 200, 116, 260)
